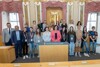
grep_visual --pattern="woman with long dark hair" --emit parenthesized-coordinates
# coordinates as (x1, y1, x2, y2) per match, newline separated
(68, 26, 76, 56)
(27, 27, 34, 58)
(60, 27, 67, 42)
(51, 25, 61, 42)
(82, 26, 90, 57)
(34, 28, 43, 57)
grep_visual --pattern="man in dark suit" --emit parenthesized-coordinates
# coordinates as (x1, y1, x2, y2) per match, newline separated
(11, 26, 23, 58)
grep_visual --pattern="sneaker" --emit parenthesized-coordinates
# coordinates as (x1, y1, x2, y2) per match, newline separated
(84, 53, 87, 56)
(86, 54, 90, 57)
(84, 53, 90, 57)
(23, 56, 25, 59)
(75, 52, 77, 57)
(78, 52, 81, 57)
(25, 55, 29, 58)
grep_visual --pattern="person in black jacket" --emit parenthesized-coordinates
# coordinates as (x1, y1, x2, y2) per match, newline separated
(68, 26, 76, 56)
(22, 27, 28, 59)
(60, 27, 67, 42)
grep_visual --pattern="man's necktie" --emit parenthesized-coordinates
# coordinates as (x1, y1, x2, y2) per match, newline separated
(9, 28, 10, 34)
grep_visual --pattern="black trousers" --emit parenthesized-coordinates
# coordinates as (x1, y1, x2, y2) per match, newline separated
(15, 41, 22, 58)
(5, 39, 12, 46)
(23, 42, 28, 56)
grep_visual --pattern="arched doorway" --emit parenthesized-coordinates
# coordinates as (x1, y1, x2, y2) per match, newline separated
(46, 7, 63, 25)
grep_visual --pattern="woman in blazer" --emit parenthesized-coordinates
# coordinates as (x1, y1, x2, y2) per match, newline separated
(51, 25, 61, 42)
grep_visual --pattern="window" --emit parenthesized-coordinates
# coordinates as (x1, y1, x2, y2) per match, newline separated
(87, 13, 97, 31)
(9, 13, 20, 29)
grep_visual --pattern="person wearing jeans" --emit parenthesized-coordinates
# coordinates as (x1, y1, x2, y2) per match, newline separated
(68, 26, 76, 56)
(82, 26, 90, 57)
(34, 28, 44, 57)
(89, 26, 98, 55)
(27, 27, 34, 58)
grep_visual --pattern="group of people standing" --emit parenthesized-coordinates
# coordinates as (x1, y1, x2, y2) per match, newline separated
(2, 19, 98, 60)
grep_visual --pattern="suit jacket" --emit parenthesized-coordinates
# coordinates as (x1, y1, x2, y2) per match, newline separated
(2, 28, 14, 43)
(11, 30, 23, 45)
(38, 23, 43, 32)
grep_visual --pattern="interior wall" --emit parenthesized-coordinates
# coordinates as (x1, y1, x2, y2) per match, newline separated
(97, 12, 100, 44)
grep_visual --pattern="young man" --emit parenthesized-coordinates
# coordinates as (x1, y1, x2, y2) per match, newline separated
(89, 26, 98, 55)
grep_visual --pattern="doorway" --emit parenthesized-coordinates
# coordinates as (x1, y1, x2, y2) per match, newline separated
(46, 7, 63, 26)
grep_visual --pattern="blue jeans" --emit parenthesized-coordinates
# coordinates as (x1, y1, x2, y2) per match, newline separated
(83, 41, 89, 54)
(28, 43, 34, 58)
(34, 43, 41, 54)
(90, 42, 96, 53)
(69, 42, 75, 56)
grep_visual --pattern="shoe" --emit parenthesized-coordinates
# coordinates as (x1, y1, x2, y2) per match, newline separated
(84, 53, 87, 56)
(94, 53, 96, 55)
(26, 55, 29, 58)
(33, 56, 34, 58)
(86, 54, 90, 57)
(75, 52, 77, 57)
(78, 52, 81, 57)
(37, 56, 40, 58)
(23, 56, 25, 59)
(84, 53, 90, 57)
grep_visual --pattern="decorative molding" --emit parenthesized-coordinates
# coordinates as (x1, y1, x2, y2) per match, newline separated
(42, 1, 67, 22)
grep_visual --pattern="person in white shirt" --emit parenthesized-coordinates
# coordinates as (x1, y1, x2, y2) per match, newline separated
(42, 27, 51, 42)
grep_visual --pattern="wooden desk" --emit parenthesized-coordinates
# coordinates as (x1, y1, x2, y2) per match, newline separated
(3, 63, 40, 67)
(1, 60, 100, 67)
(71, 64, 100, 67)
(39, 45, 68, 62)
(0, 46, 16, 63)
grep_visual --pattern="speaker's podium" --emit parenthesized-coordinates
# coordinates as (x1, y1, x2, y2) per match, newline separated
(39, 42, 68, 62)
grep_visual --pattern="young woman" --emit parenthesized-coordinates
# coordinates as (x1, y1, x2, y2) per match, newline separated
(68, 26, 76, 56)
(75, 21, 82, 57)
(51, 25, 61, 42)
(42, 27, 51, 42)
(27, 27, 34, 58)
(34, 28, 44, 57)
(60, 27, 67, 42)
(23, 27, 28, 59)
(82, 26, 90, 57)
